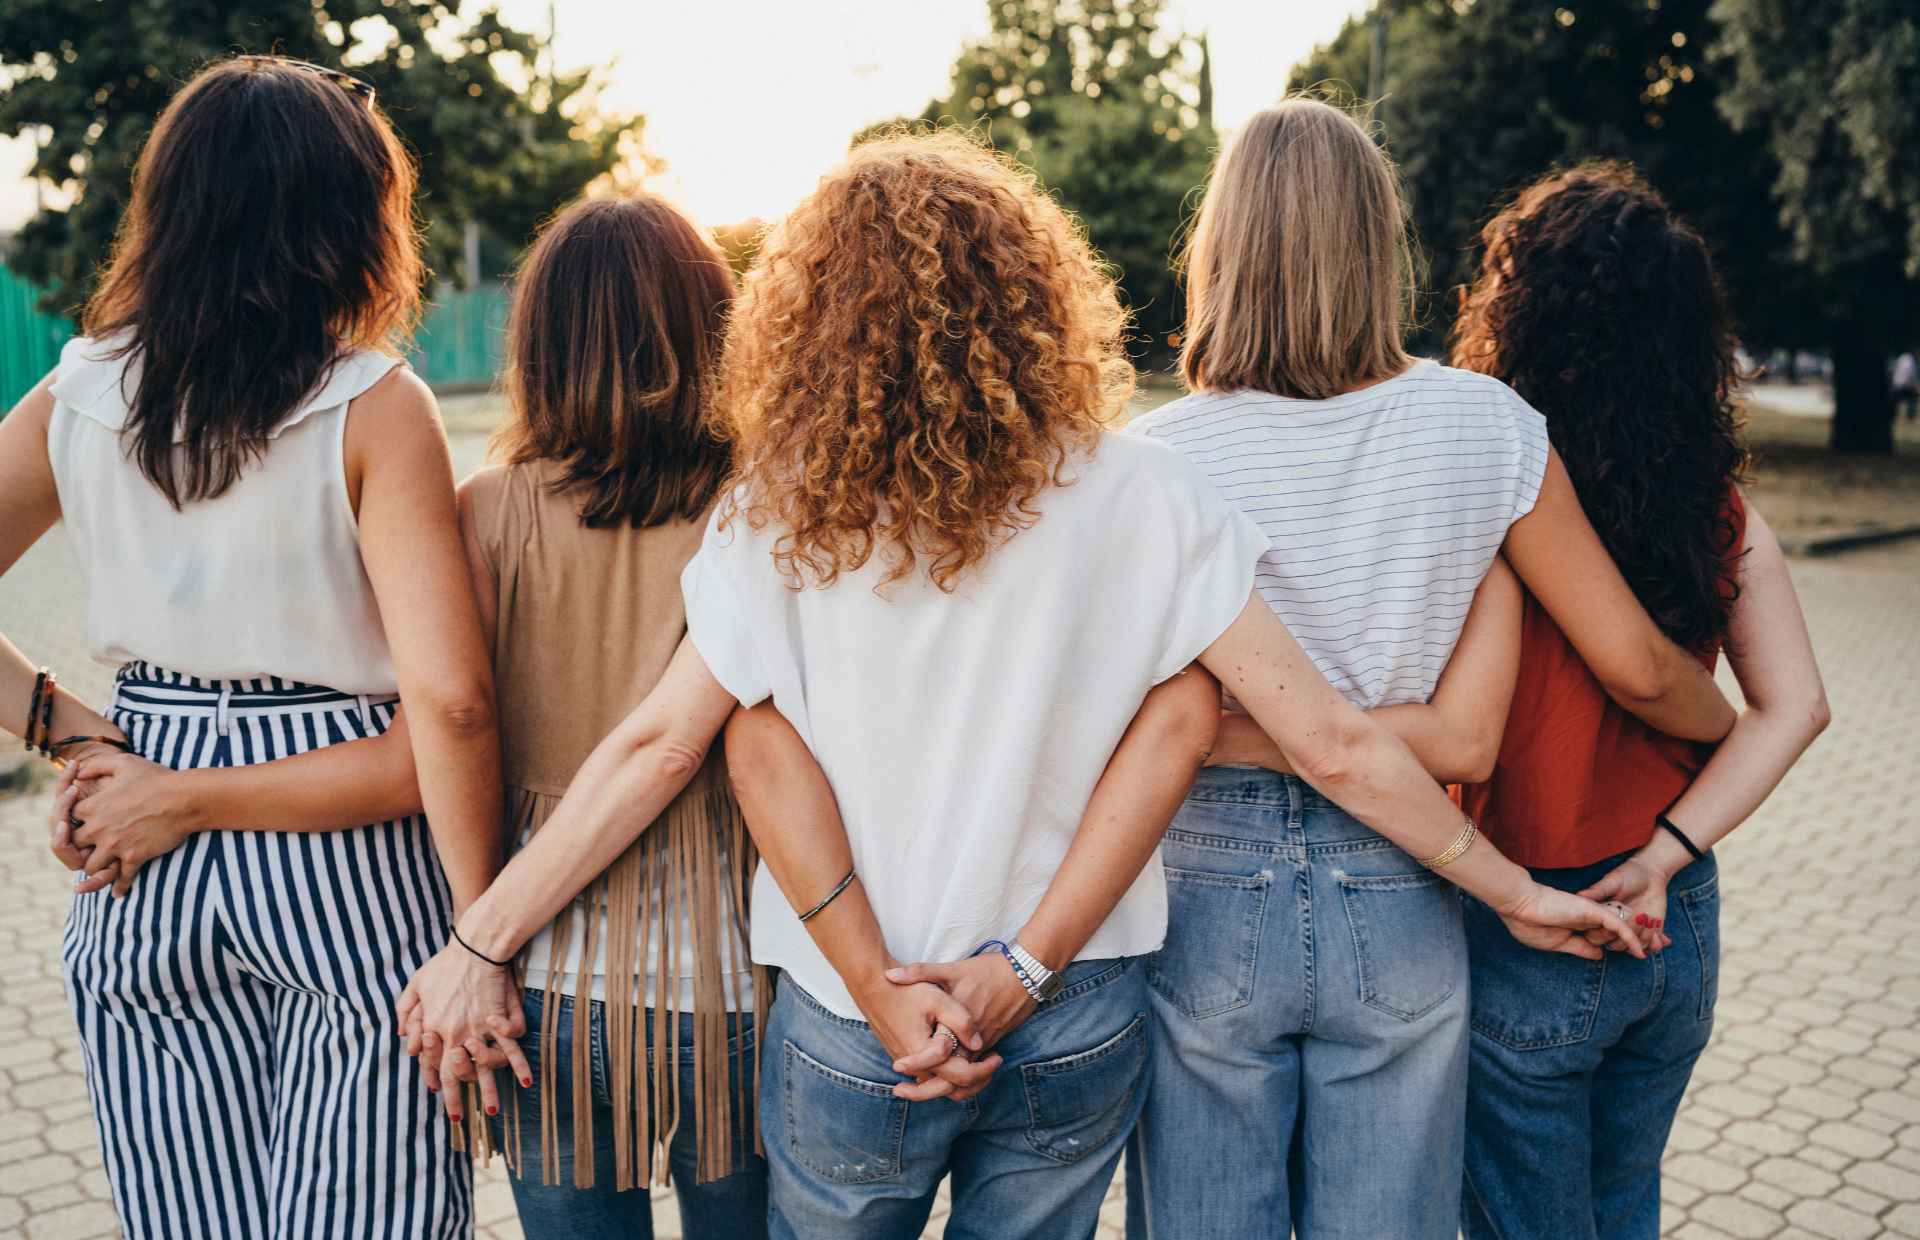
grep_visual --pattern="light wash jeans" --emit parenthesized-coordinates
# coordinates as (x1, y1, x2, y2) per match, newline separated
(1462, 851, 1720, 1240)
(760, 959, 1149, 1239)
(1125, 767, 1470, 1239)
(491, 989, 768, 1240)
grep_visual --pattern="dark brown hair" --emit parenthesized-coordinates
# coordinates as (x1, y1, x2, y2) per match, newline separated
(1451, 162, 1747, 650)
(493, 194, 735, 528)
(83, 57, 423, 507)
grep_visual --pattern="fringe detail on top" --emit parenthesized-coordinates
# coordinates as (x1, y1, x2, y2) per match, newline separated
(455, 753, 766, 1188)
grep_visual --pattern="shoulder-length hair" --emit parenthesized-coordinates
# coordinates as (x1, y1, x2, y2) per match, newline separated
(1451, 162, 1747, 649)
(715, 131, 1133, 592)
(83, 56, 423, 507)
(492, 194, 734, 528)
(1180, 97, 1415, 398)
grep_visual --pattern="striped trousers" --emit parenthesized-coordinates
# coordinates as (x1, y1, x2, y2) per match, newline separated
(61, 663, 473, 1239)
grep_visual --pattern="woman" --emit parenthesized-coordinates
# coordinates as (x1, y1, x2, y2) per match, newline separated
(1124, 99, 1736, 1240)
(398, 132, 1641, 1240)
(0, 57, 500, 1237)
(59, 193, 774, 1237)
(1449, 163, 1828, 1239)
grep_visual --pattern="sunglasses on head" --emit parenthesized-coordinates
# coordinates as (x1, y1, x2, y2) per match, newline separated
(238, 55, 376, 107)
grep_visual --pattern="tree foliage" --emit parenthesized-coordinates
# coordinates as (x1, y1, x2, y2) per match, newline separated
(0, 0, 641, 310)
(910, 0, 1217, 362)
(1291, 0, 1917, 452)
(1712, 0, 1920, 451)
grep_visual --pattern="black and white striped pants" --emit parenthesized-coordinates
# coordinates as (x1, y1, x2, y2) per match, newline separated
(62, 663, 473, 1239)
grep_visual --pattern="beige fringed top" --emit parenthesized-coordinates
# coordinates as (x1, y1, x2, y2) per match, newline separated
(462, 459, 768, 1189)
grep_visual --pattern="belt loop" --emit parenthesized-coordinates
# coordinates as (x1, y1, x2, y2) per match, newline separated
(357, 693, 376, 734)
(216, 685, 233, 736)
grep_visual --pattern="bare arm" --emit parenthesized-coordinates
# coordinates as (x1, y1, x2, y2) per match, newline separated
(1199, 594, 1643, 959)
(1210, 557, 1523, 783)
(727, 665, 1223, 1096)
(1504, 449, 1735, 743)
(1585, 503, 1829, 905)
(347, 369, 501, 914)
(0, 380, 124, 751)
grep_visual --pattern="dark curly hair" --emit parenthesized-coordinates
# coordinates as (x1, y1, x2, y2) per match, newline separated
(1451, 162, 1748, 651)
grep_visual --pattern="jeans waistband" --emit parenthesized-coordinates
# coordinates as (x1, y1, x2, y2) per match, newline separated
(111, 662, 397, 735)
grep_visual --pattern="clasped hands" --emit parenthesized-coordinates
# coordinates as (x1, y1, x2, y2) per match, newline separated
(855, 948, 1039, 1104)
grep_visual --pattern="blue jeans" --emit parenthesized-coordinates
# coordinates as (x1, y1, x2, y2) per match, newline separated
(491, 988, 769, 1240)
(1462, 851, 1720, 1240)
(760, 959, 1149, 1239)
(1125, 767, 1470, 1239)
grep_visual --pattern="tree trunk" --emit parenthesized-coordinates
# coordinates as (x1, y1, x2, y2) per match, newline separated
(1829, 326, 1894, 454)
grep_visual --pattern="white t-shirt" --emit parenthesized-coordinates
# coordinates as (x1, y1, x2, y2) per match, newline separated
(682, 431, 1267, 1019)
(1132, 362, 1550, 709)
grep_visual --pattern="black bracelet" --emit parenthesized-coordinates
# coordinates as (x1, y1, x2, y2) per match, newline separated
(798, 868, 857, 923)
(1656, 813, 1706, 862)
(450, 924, 510, 969)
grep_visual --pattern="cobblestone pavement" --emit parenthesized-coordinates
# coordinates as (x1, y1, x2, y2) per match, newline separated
(2, 455, 1916, 1236)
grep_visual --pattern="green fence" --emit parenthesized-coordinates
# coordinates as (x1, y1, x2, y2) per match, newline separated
(0, 268, 509, 409)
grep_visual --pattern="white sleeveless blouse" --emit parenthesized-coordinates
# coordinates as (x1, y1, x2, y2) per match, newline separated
(45, 334, 402, 694)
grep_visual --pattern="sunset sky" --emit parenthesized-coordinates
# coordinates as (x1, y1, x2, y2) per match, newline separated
(0, 0, 1370, 234)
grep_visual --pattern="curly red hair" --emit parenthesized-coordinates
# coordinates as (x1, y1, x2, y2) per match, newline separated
(714, 132, 1133, 591)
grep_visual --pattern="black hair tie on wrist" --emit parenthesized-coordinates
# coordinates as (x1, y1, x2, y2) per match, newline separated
(451, 925, 510, 969)
(1656, 813, 1706, 862)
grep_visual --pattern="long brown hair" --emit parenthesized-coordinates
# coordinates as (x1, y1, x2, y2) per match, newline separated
(716, 132, 1133, 592)
(83, 57, 422, 507)
(1451, 162, 1747, 649)
(1181, 97, 1415, 398)
(493, 194, 735, 528)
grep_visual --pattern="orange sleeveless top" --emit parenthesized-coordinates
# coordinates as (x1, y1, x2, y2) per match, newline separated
(1456, 489, 1745, 869)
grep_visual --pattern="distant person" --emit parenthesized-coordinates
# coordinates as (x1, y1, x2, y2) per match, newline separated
(1, 55, 501, 1237)
(393, 132, 1641, 1240)
(1124, 98, 1730, 1240)
(1449, 162, 1830, 1239)
(1894, 351, 1917, 420)
(56, 193, 777, 1240)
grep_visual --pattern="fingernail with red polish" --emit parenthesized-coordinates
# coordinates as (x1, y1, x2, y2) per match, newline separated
(521, 1076, 532, 1087)
(486, 1105, 498, 1116)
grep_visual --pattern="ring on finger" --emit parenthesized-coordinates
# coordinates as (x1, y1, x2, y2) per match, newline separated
(934, 1024, 961, 1060)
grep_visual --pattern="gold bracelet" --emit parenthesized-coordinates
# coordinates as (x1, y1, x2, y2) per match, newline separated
(1418, 817, 1479, 870)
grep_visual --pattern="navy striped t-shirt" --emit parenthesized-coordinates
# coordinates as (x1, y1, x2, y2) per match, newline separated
(1132, 361, 1551, 709)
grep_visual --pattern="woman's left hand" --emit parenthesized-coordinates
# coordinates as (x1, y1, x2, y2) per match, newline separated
(395, 943, 531, 1123)
(886, 951, 1037, 1058)
(1578, 856, 1675, 952)
(1495, 884, 1649, 960)
(64, 751, 202, 898)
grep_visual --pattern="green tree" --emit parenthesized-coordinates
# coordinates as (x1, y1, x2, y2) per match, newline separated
(1291, 0, 1803, 363)
(912, 0, 1217, 362)
(1712, 0, 1920, 452)
(0, 0, 641, 311)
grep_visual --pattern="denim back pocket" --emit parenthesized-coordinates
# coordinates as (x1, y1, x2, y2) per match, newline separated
(1463, 896, 1605, 1050)
(1676, 872, 1721, 1022)
(1148, 819, 1275, 1020)
(1021, 1013, 1148, 1165)
(781, 1041, 907, 1184)
(1337, 870, 1463, 1021)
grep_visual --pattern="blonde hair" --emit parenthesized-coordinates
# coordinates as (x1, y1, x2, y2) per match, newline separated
(1180, 97, 1415, 398)
(715, 132, 1133, 592)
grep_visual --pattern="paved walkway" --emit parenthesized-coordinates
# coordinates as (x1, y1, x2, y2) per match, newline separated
(1, 486, 1916, 1236)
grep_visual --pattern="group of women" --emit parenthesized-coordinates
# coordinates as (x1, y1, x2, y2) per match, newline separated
(0, 54, 1829, 1240)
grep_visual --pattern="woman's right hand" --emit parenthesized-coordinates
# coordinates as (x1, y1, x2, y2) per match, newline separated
(850, 970, 1001, 1103)
(1493, 883, 1648, 960)
(396, 942, 532, 1122)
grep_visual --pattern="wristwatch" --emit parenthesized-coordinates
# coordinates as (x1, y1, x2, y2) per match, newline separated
(1007, 941, 1064, 1003)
